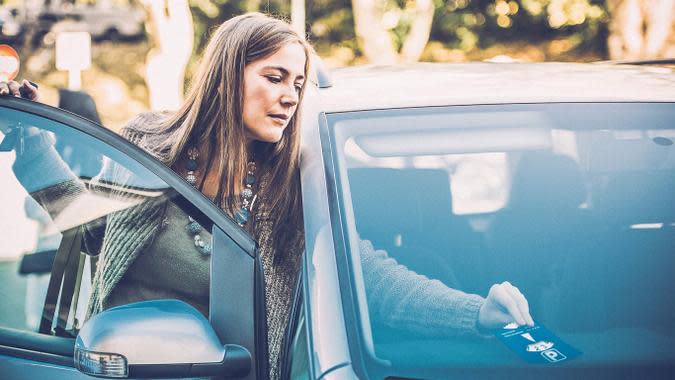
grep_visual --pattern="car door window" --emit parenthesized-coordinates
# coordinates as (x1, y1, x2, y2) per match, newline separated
(1, 101, 262, 380)
(0, 105, 214, 337)
(281, 279, 310, 380)
(288, 312, 310, 380)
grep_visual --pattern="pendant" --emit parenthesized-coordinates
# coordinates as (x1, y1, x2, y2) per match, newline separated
(235, 208, 250, 226)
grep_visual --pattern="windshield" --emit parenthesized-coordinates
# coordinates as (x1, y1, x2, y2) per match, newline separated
(329, 103, 675, 378)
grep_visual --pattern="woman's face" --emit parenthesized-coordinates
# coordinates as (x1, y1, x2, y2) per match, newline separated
(242, 41, 306, 143)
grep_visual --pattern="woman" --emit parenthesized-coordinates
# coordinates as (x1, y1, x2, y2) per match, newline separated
(2, 12, 532, 379)
(4, 14, 307, 379)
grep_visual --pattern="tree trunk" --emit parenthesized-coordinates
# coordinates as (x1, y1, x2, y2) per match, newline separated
(400, 0, 435, 62)
(291, 0, 306, 39)
(607, 0, 675, 60)
(351, 0, 435, 64)
(351, 0, 398, 64)
(143, 0, 194, 111)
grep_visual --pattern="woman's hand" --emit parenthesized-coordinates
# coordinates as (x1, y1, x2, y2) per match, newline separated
(478, 281, 535, 329)
(0, 80, 39, 101)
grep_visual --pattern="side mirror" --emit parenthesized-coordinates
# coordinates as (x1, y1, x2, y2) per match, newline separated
(74, 299, 251, 378)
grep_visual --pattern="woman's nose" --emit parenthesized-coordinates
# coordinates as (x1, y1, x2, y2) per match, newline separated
(280, 85, 299, 107)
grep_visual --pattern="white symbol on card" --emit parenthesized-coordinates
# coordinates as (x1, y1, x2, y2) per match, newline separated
(521, 333, 535, 342)
(542, 348, 567, 362)
(527, 340, 555, 352)
(504, 322, 519, 330)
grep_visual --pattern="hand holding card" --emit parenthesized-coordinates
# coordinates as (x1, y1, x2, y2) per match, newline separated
(478, 281, 535, 329)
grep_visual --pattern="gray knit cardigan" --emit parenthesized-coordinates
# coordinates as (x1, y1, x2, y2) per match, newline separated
(13, 112, 486, 380)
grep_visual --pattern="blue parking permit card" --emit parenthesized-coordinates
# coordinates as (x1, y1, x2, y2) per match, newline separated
(495, 322, 581, 364)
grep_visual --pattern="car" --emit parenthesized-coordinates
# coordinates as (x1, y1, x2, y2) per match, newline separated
(47, 3, 146, 42)
(1, 2, 145, 47)
(0, 61, 674, 380)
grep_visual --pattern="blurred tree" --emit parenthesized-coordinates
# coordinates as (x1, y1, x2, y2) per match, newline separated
(430, 0, 609, 61)
(141, 0, 193, 111)
(607, 0, 675, 59)
(139, 0, 252, 107)
(187, 0, 247, 55)
(305, 0, 358, 65)
(7, 0, 672, 76)
(291, 0, 306, 37)
(351, 0, 435, 63)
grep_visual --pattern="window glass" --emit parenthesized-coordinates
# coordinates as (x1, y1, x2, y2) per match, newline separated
(0, 107, 212, 336)
(289, 312, 310, 380)
(330, 103, 675, 376)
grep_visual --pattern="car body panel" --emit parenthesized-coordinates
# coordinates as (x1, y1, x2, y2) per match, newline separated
(299, 82, 352, 378)
(0, 355, 90, 380)
(318, 364, 359, 380)
(320, 63, 675, 113)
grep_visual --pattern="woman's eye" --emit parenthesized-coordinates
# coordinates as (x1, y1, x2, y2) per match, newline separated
(266, 75, 282, 83)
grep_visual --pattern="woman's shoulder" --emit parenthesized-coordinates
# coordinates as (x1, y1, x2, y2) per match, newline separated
(128, 111, 170, 125)
(120, 111, 170, 142)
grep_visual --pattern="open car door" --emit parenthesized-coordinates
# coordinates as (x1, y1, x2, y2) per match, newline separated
(0, 96, 267, 379)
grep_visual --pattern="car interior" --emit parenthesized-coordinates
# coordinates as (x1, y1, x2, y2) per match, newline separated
(346, 139, 674, 366)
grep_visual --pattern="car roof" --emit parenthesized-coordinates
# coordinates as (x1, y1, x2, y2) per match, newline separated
(318, 62, 675, 113)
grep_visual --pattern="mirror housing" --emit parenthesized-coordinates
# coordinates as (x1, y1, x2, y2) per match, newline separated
(74, 299, 251, 378)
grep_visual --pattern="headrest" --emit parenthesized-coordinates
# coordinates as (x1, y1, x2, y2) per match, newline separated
(509, 151, 586, 211)
(347, 167, 453, 236)
(598, 171, 675, 225)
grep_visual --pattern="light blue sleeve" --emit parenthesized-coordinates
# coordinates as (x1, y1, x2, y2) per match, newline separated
(11, 130, 79, 194)
(359, 239, 485, 337)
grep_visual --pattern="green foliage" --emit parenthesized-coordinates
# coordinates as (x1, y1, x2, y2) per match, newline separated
(311, 0, 609, 62)
(270, 0, 607, 62)
(431, 0, 609, 57)
(164, 0, 613, 63)
(0, 0, 616, 63)
(307, 0, 358, 57)
(189, 0, 247, 54)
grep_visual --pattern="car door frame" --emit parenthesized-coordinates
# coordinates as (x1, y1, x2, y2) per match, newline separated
(0, 96, 266, 380)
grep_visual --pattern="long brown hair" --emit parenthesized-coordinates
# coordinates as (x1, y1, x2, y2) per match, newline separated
(136, 13, 309, 255)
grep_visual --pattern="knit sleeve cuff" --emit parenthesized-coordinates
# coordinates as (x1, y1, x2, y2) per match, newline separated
(454, 293, 485, 335)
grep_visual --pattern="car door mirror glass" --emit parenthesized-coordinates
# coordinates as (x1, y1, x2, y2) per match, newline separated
(75, 299, 251, 378)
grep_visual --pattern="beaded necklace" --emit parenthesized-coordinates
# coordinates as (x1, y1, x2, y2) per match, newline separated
(235, 162, 257, 226)
(183, 147, 256, 255)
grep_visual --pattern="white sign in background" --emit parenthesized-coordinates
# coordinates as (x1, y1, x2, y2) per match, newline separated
(55, 32, 92, 90)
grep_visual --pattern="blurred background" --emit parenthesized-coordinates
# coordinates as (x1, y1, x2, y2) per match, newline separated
(0, 0, 673, 129)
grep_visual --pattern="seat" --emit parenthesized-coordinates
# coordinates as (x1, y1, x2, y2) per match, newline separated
(586, 170, 675, 331)
(348, 167, 483, 291)
(486, 151, 588, 324)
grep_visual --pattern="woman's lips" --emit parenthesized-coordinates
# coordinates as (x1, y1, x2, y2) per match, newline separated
(269, 114, 289, 124)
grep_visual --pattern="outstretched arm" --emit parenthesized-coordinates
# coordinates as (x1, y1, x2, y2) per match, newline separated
(359, 239, 534, 337)
(359, 239, 485, 337)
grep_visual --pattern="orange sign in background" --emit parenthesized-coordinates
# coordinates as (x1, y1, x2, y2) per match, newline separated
(0, 45, 20, 82)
